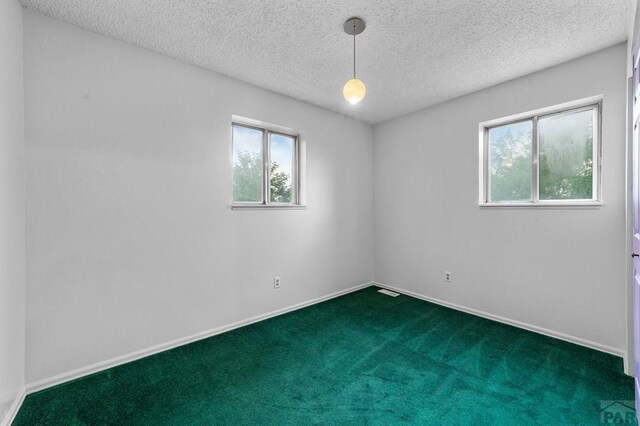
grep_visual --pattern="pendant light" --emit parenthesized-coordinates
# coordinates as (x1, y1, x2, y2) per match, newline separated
(343, 17, 366, 105)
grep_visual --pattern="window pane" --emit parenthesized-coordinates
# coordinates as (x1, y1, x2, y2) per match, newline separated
(538, 109, 594, 200)
(270, 134, 295, 203)
(233, 126, 263, 202)
(488, 121, 533, 202)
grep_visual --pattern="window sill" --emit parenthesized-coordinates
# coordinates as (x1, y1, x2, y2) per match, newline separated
(479, 201, 602, 209)
(231, 204, 307, 210)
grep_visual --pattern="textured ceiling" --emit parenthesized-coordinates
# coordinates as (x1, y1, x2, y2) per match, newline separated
(20, 0, 632, 124)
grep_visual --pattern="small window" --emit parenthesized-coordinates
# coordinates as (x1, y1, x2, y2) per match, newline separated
(480, 100, 601, 206)
(232, 122, 300, 206)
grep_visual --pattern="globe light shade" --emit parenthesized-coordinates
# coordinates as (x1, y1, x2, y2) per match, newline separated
(343, 78, 366, 105)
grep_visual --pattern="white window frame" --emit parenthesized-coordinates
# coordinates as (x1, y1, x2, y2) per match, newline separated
(231, 118, 304, 209)
(479, 96, 603, 207)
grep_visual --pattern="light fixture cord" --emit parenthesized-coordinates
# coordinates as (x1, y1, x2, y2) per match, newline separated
(353, 19, 356, 79)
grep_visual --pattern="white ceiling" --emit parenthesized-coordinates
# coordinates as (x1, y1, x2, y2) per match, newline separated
(20, 0, 632, 124)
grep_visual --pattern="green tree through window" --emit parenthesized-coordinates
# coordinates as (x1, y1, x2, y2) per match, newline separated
(232, 151, 262, 202)
(483, 103, 598, 204)
(538, 110, 593, 200)
(270, 162, 292, 203)
(232, 123, 297, 205)
(232, 151, 292, 203)
(489, 122, 532, 202)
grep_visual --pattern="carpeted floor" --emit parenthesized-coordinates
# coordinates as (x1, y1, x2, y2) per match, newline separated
(13, 286, 635, 425)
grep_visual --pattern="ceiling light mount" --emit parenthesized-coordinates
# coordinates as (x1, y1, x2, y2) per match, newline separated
(343, 17, 365, 36)
(343, 17, 366, 105)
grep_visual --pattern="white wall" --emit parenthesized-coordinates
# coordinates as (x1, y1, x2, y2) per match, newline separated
(373, 44, 628, 355)
(0, 0, 26, 423)
(23, 10, 373, 385)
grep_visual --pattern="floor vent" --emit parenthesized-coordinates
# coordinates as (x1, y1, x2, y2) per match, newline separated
(378, 289, 400, 297)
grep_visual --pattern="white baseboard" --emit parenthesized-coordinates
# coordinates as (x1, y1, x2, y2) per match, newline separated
(26, 282, 374, 394)
(27, 280, 624, 396)
(373, 281, 626, 359)
(1, 388, 26, 426)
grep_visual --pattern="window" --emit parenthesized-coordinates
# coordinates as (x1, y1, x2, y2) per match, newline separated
(232, 121, 300, 207)
(480, 99, 601, 206)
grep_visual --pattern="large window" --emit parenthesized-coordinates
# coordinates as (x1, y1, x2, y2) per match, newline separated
(480, 100, 601, 206)
(232, 122, 300, 206)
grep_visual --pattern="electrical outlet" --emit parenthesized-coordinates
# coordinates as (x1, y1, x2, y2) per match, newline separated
(444, 271, 452, 283)
(274, 276, 281, 289)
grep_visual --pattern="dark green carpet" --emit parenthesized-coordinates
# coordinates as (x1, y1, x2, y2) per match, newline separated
(14, 286, 635, 425)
